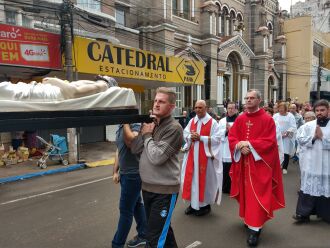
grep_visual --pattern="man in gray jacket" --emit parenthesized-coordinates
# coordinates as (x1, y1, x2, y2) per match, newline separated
(131, 87, 183, 248)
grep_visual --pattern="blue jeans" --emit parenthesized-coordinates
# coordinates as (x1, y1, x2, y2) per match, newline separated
(112, 173, 147, 248)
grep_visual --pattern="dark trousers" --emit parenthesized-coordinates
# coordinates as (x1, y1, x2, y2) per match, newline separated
(112, 174, 147, 248)
(296, 191, 330, 223)
(142, 190, 178, 248)
(282, 154, 290, 170)
(222, 162, 232, 193)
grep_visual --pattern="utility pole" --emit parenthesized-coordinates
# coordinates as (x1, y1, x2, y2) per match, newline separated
(62, 0, 77, 164)
(62, 0, 73, 81)
(317, 52, 322, 100)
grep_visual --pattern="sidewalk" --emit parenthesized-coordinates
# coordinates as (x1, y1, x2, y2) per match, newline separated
(0, 142, 116, 183)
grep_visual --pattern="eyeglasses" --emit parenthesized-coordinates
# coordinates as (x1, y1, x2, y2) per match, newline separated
(244, 97, 257, 100)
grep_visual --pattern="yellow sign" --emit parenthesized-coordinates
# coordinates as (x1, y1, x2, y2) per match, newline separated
(73, 37, 204, 85)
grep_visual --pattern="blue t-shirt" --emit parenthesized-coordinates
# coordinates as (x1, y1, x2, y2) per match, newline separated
(115, 123, 141, 174)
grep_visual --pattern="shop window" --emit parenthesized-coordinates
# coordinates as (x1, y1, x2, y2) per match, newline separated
(172, 0, 178, 15)
(6, 11, 16, 25)
(116, 8, 125, 26)
(77, 0, 101, 11)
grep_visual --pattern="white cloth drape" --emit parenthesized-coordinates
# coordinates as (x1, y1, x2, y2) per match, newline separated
(0, 81, 63, 101)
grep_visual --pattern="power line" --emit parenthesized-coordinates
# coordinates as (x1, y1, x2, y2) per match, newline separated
(74, 18, 317, 77)
(75, 12, 318, 77)
(2, 0, 318, 77)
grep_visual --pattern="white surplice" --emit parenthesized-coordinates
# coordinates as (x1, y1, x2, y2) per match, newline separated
(219, 117, 233, 163)
(181, 113, 223, 210)
(297, 120, 330, 197)
(273, 112, 297, 155)
(275, 120, 285, 164)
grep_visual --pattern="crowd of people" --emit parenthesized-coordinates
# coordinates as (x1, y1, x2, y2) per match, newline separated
(111, 87, 330, 248)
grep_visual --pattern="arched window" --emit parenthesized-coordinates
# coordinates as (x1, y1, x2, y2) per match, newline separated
(236, 13, 244, 36)
(237, 13, 243, 22)
(229, 10, 236, 35)
(215, 3, 221, 35)
(268, 22, 273, 48)
(222, 6, 229, 36)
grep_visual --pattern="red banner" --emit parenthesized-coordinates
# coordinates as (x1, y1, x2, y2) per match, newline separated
(0, 24, 61, 69)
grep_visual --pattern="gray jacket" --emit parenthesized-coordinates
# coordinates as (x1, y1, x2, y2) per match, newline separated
(131, 115, 183, 194)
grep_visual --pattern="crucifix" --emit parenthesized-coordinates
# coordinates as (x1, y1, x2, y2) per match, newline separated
(246, 120, 253, 128)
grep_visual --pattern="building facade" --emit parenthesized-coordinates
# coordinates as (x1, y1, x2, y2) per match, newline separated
(0, 0, 288, 113)
(291, 0, 330, 33)
(284, 16, 330, 103)
(134, 0, 287, 111)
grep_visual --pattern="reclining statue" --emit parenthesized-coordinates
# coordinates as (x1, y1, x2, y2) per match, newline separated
(0, 75, 118, 102)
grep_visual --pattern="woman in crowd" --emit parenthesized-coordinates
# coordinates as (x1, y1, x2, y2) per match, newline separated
(273, 102, 297, 174)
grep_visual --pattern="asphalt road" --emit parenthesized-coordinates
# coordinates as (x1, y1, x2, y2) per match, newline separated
(0, 162, 329, 248)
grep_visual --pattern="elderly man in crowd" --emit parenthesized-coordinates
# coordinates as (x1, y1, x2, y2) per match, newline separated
(181, 100, 223, 216)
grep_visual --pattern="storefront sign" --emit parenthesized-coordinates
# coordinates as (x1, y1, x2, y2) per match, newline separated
(74, 37, 204, 85)
(0, 24, 61, 69)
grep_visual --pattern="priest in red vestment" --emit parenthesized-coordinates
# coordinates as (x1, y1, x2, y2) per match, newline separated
(181, 100, 223, 216)
(228, 89, 285, 247)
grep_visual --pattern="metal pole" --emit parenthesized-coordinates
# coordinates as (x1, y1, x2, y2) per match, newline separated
(317, 52, 322, 100)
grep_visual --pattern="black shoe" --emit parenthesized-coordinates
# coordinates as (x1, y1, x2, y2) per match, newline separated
(194, 205, 211, 216)
(185, 205, 197, 215)
(247, 229, 261, 247)
(292, 214, 310, 223)
(127, 235, 147, 247)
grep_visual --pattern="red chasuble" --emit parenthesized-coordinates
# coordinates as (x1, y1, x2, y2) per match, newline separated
(182, 118, 212, 202)
(228, 109, 285, 227)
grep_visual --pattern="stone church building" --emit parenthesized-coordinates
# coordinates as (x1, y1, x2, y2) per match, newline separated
(134, 0, 288, 110)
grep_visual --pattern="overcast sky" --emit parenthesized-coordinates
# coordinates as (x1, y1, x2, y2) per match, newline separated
(278, 0, 302, 12)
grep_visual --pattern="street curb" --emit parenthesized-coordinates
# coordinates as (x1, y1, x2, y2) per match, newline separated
(0, 163, 86, 184)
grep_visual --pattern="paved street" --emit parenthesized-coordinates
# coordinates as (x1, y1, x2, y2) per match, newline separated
(0, 162, 329, 248)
